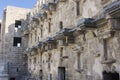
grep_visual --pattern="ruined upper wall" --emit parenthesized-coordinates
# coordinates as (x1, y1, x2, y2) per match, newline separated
(31, 0, 117, 18)
(4, 6, 30, 33)
(1, 6, 31, 62)
(25, 0, 120, 48)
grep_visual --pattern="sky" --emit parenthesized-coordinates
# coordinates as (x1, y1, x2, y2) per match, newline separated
(0, 0, 37, 19)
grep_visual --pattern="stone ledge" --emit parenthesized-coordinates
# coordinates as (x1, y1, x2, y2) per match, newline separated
(101, 58, 116, 64)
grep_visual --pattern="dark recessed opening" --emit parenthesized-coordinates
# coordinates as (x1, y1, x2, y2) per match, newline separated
(13, 37, 22, 47)
(38, 37, 39, 42)
(41, 25, 43, 38)
(103, 39, 108, 60)
(48, 22, 51, 33)
(58, 67, 65, 80)
(76, 2, 80, 16)
(60, 21, 63, 30)
(10, 77, 15, 80)
(16, 67, 19, 72)
(15, 20, 21, 28)
(60, 47, 63, 57)
(39, 70, 43, 80)
(0, 24, 1, 29)
(103, 71, 119, 80)
(0, 23, 1, 33)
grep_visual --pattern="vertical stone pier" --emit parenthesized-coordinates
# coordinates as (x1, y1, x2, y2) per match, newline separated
(0, 63, 8, 80)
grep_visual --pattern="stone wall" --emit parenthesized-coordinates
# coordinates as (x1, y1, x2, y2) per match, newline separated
(25, 0, 120, 80)
(0, 0, 120, 80)
(1, 6, 30, 80)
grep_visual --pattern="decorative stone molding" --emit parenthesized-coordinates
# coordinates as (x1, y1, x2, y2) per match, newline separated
(73, 0, 86, 3)
(37, 41, 48, 53)
(73, 27, 86, 36)
(54, 28, 74, 40)
(104, 0, 120, 14)
(93, 12, 106, 27)
(44, 37, 57, 50)
(58, 0, 67, 2)
(107, 17, 120, 30)
(101, 58, 116, 64)
(77, 18, 96, 30)
(54, 28, 75, 46)
(41, 4, 49, 12)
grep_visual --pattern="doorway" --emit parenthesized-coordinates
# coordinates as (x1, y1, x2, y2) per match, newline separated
(10, 77, 15, 80)
(103, 71, 119, 80)
(58, 67, 65, 80)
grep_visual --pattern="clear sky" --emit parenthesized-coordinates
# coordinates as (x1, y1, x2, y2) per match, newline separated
(0, 0, 37, 19)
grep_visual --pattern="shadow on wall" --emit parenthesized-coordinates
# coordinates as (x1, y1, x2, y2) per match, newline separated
(1, 18, 29, 80)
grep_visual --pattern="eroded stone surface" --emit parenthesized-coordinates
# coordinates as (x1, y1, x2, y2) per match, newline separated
(1, 0, 120, 80)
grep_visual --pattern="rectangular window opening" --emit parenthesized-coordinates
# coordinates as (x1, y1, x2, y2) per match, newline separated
(48, 74, 52, 80)
(15, 20, 21, 28)
(38, 37, 39, 42)
(16, 67, 19, 72)
(60, 47, 64, 59)
(76, 2, 80, 16)
(77, 52, 80, 69)
(0, 23, 1, 33)
(13, 37, 22, 47)
(58, 67, 65, 80)
(39, 70, 43, 80)
(60, 21, 63, 30)
(41, 25, 43, 38)
(48, 22, 51, 33)
(103, 39, 108, 60)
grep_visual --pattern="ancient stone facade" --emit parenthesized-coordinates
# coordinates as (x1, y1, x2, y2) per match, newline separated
(1, 0, 120, 80)
(23, 0, 120, 80)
